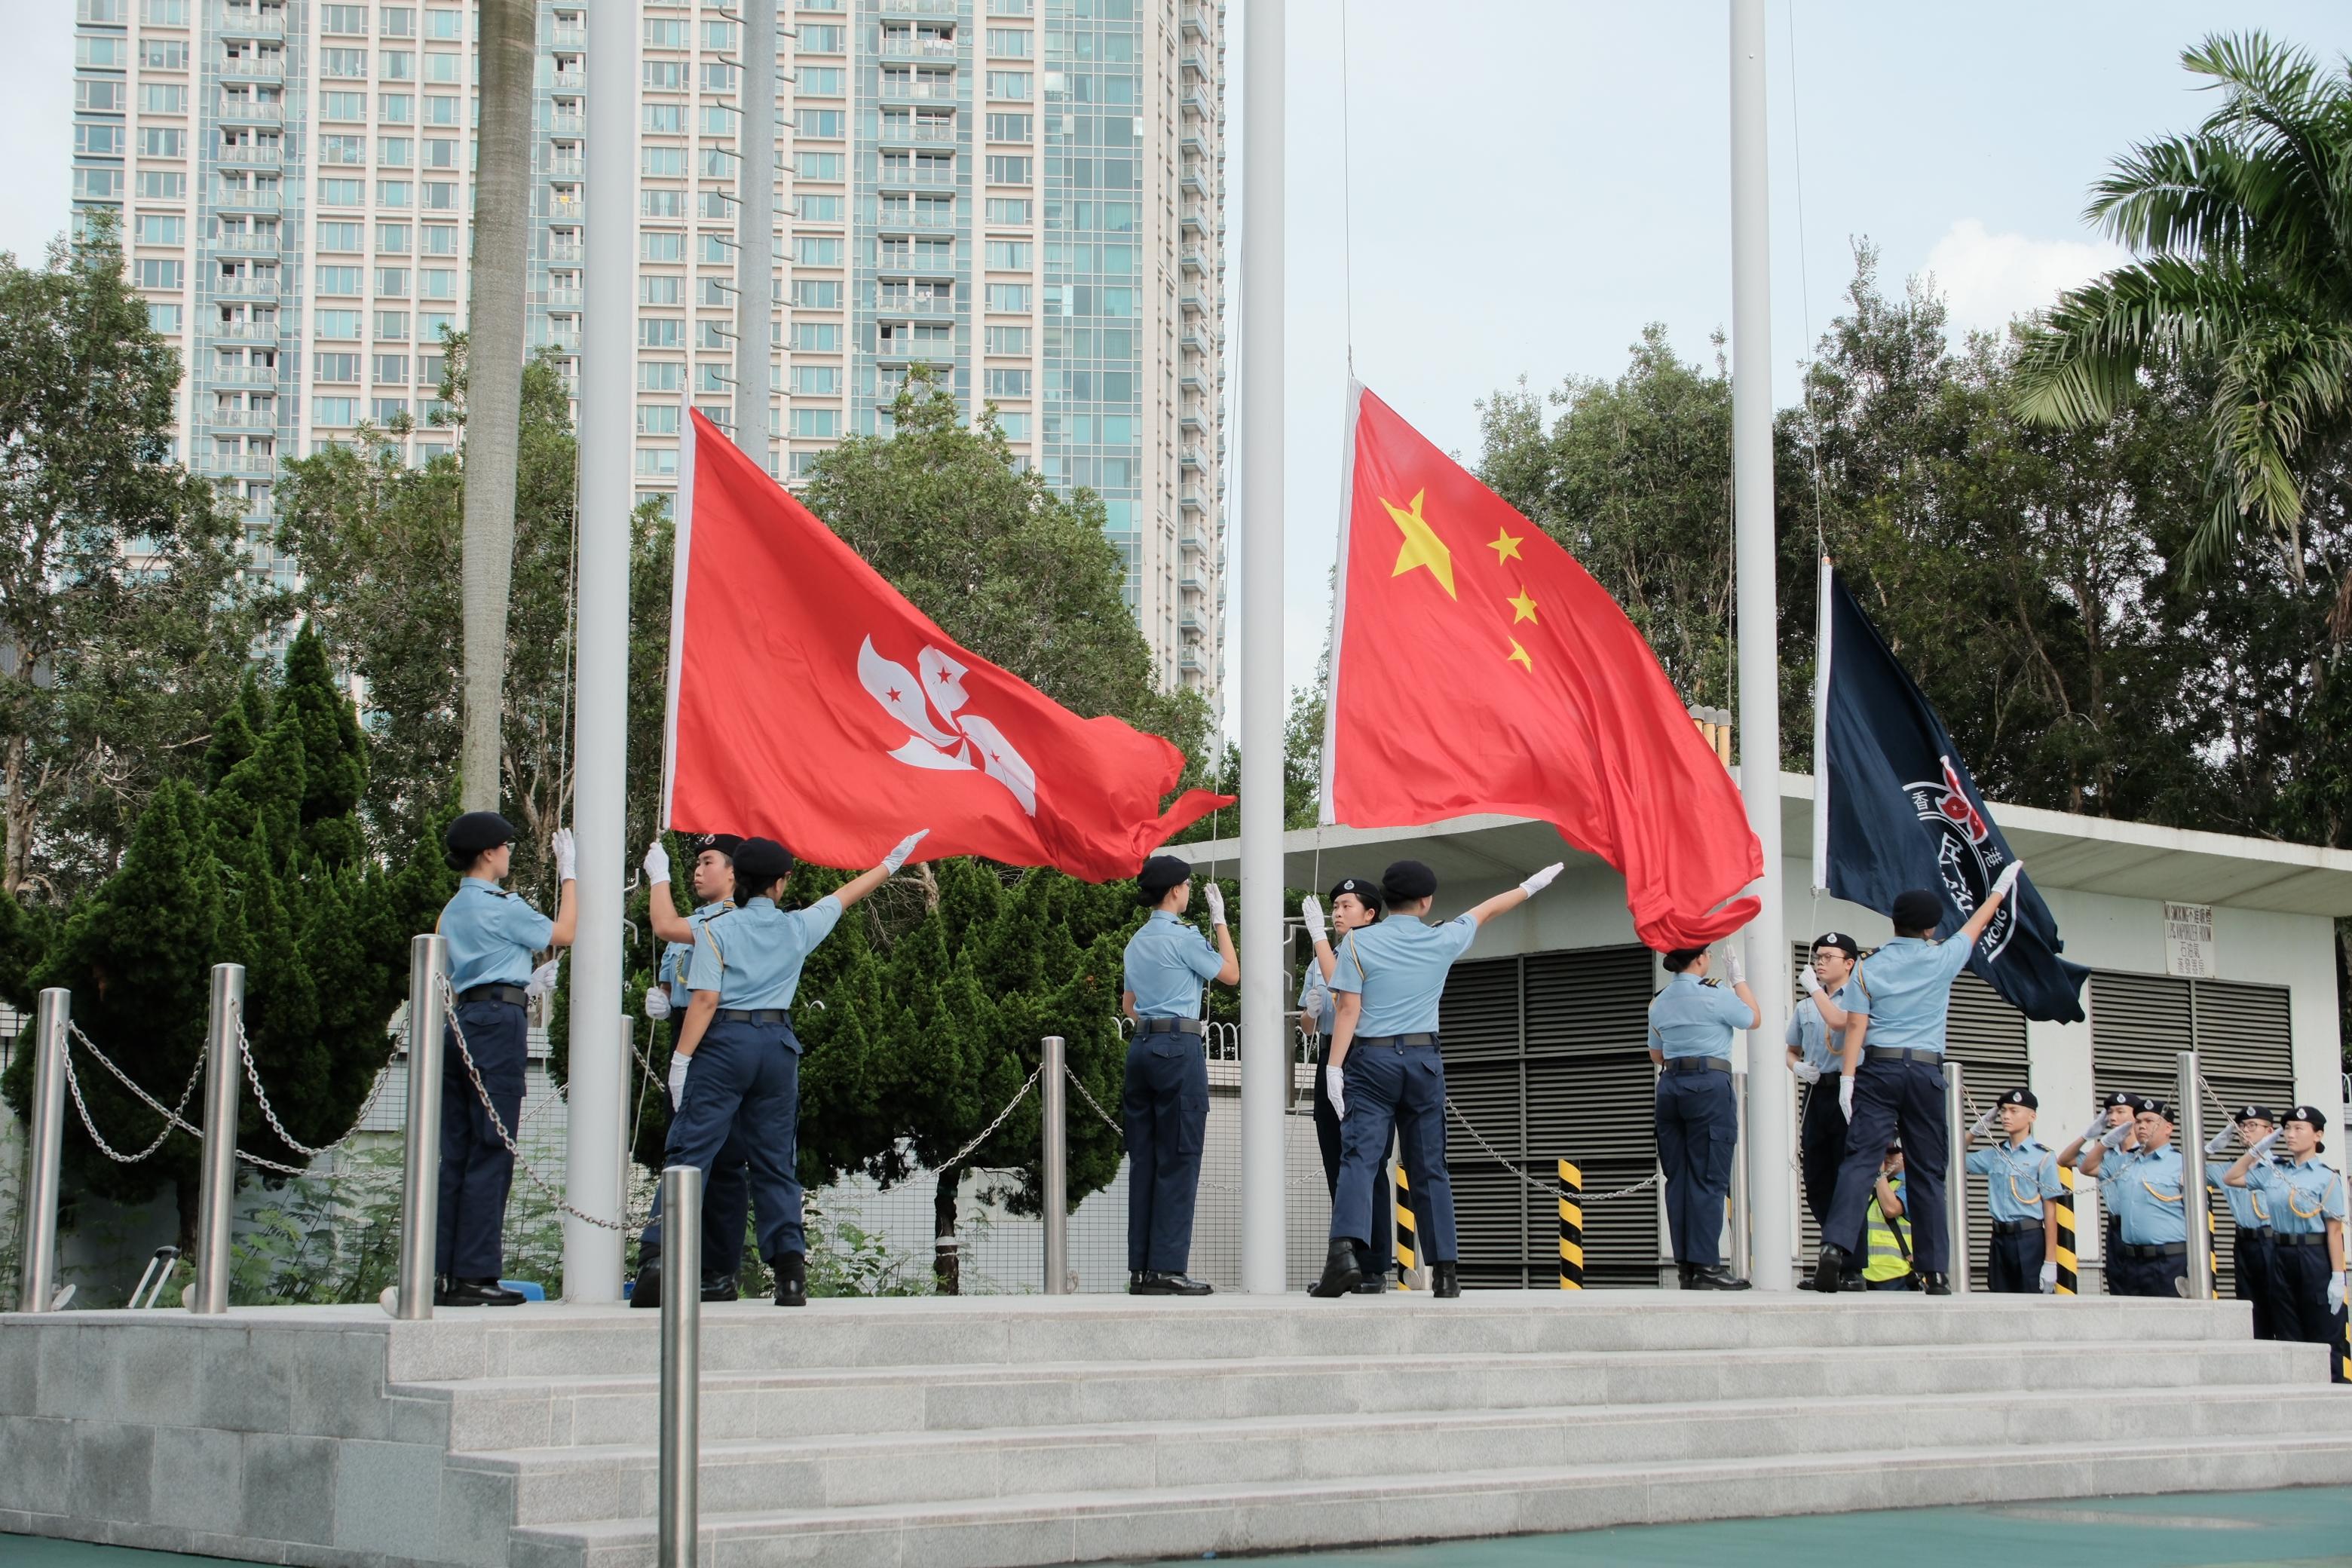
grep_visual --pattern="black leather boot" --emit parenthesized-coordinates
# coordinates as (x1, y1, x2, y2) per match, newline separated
(629, 1259, 662, 1309)
(1432, 1260, 1461, 1298)
(773, 1252, 807, 1307)
(1309, 1238, 1363, 1297)
(1813, 1244, 1850, 1295)
(1920, 1271, 1951, 1296)
(700, 1273, 740, 1303)
(1685, 1263, 1752, 1291)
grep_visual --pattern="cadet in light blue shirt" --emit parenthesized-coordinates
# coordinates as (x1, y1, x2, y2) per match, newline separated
(2203, 1104, 2278, 1337)
(1648, 946, 1759, 1289)
(1119, 856, 1240, 1296)
(633, 828, 924, 1311)
(1789, 933, 1863, 1246)
(1297, 876, 1396, 1291)
(2083, 1098, 2188, 1297)
(432, 811, 577, 1307)
(1312, 856, 1563, 1300)
(1962, 1086, 2062, 1293)
(1815, 873, 2022, 1295)
(2229, 1106, 2347, 1376)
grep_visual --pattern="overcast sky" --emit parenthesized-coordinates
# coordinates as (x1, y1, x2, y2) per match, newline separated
(8, 1, 2352, 714)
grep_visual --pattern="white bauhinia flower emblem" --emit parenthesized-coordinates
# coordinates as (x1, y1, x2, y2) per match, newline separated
(858, 636, 1038, 816)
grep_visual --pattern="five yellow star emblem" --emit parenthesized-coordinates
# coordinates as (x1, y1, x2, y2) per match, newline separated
(1507, 586, 1539, 624)
(1506, 639, 1533, 671)
(1487, 527, 1524, 565)
(1382, 489, 1456, 599)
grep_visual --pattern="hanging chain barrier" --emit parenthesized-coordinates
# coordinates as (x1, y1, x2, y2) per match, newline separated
(233, 1004, 389, 1162)
(1446, 1097, 1661, 1205)
(927, 1064, 1044, 1177)
(58, 1024, 207, 1165)
(439, 974, 632, 1232)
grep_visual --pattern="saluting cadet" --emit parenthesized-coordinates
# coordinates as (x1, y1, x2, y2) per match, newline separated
(1648, 942, 1759, 1291)
(2204, 1104, 2279, 1338)
(2081, 1098, 2189, 1298)
(435, 812, 577, 1307)
(1962, 1087, 2062, 1294)
(1120, 855, 1239, 1296)
(633, 833, 750, 1306)
(2060, 1090, 2140, 1281)
(1310, 856, 1563, 1300)
(1813, 871, 2021, 1296)
(1788, 932, 1862, 1242)
(2229, 1106, 2348, 1383)
(1300, 877, 1396, 1294)
(632, 828, 926, 1309)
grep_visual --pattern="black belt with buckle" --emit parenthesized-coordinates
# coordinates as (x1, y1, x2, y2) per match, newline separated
(2239, 1227, 2274, 1239)
(2121, 1242, 2187, 1259)
(1360, 1033, 1439, 1049)
(1661, 1056, 1732, 1074)
(716, 1008, 791, 1025)
(1865, 1047, 1945, 1065)
(458, 984, 528, 1006)
(2272, 1231, 2328, 1248)
(1138, 1018, 1205, 1036)
(1990, 1219, 2041, 1236)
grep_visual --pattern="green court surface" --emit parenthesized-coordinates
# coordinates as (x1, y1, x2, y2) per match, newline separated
(1140, 1487, 2352, 1566)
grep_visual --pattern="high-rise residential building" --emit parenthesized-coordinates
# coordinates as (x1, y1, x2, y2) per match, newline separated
(67, 0, 1227, 706)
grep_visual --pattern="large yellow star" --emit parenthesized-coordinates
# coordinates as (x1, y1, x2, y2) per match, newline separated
(1487, 527, 1524, 564)
(1507, 586, 1539, 624)
(1381, 489, 1455, 599)
(1506, 639, 1533, 671)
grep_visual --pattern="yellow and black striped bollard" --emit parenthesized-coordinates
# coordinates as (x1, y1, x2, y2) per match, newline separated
(1557, 1159, 1584, 1289)
(1394, 1162, 1417, 1290)
(2053, 1165, 2078, 1296)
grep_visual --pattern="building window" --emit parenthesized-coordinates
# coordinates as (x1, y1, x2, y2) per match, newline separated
(985, 156, 1031, 185)
(644, 17, 687, 47)
(642, 275, 681, 306)
(377, 180, 412, 207)
(375, 267, 410, 296)
(378, 136, 413, 167)
(635, 447, 679, 476)
(418, 310, 454, 341)
(638, 404, 681, 436)
(645, 103, 683, 133)
(420, 268, 455, 299)
(986, 112, 1031, 142)
(374, 311, 409, 341)
(795, 109, 845, 139)
(791, 321, 840, 352)
(420, 182, 458, 210)
(795, 237, 843, 267)
(639, 362, 683, 392)
(642, 232, 684, 264)
(986, 199, 1031, 225)
(985, 283, 1031, 312)
(381, 51, 416, 81)
(130, 259, 182, 292)
(317, 310, 362, 340)
(147, 303, 182, 333)
(140, 84, 188, 115)
(994, 411, 1030, 440)
(425, 95, 461, 126)
(641, 318, 682, 348)
(985, 72, 1031, 100)
(792, 280, 841, 310)
(320, 134, 363, 166)
(798, 66, 846, 96)
(791, 408, 840, 438)
(422, 51, 460, 83)
(314, 397, 357, 425)
(426, 8, 461, 39)
(75, 169, 124, 201)
(421, 224, 457, 255)
(321, 47, 368, 77)
(370, 353, 409, 384)
(985, 326, 1030, 355)
(985, 29, 1032, 57)
(694, 321, 730, 351)
(317, 265, 363, 295)
(643, 145, 684, 178)
(984, 368, 1029, 398)
(315, 352, 359, 383)
(142, 0, 189, 21)
(137, 127, 183, 158)
(790, 365, 840, 396)
(985, 240, 1033, 271)
(320, 178, 365, 207)
(797, 194, 844, 223)
(136, 215, 185, 247)
(643, 189, 684, 218)
(371, 397, 409, 424)
(645, 60, 684, 90)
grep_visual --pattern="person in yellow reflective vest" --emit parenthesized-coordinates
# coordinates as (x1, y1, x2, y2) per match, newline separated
(1861, 1144, 1916, 1290)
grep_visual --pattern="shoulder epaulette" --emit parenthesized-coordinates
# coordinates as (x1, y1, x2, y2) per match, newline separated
(1699, 977, 1722, 989)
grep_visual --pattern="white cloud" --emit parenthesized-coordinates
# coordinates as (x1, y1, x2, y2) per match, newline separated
(1919, 219, 2127, 340)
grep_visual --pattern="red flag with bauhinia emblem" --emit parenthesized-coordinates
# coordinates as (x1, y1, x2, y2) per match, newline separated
(663, 411, 1232, 879)
(1322, 384, 1761, 948)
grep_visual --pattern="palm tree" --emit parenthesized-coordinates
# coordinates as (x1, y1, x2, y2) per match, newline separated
(2014, 34, 2352, 620)
(457, 0, 537, 811)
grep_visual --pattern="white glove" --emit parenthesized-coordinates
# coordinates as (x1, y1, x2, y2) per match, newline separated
(880, 828, 928, 874)
(2099, 1121, 2134, 1151)
(642, 840, 671, 884)
(643, 985, 672, 1021)
(552, 826, 577, 882)
(2038, 1261, 2057, 1294)
(2329, 1272, 2347, 1312)
(1992, 859, 2023, 899)
(1839, 1075, 1854, 1122)
(1723, 945, 1746, 987)
(1968, 1107, 1998, 1141)
(2204, 1123, 2236, 1156)
(1202, 880, 1227, 926)
(1792, 1060, 1821, 1085)
(667, 1052, 690, 1110)
(1799, 966, 1824, 997)
(1325, 1064, 1346, 1119)
(1517, 861, 1563, 897)
(2248, 1129, 2283, 1159)
(524, 957, 561, 999)
(2080, 1115, 2108, 1147)
(1300, 895, 1327, 945)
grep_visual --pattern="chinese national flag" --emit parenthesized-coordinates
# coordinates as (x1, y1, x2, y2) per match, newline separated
(1328, 386, 1761, 948)
(663, 412, 1232, 880)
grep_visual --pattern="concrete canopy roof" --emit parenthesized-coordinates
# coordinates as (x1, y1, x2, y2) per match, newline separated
(1166, 772, 2352, 918)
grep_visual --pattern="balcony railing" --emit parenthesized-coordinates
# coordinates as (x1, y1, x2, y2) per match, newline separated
(547, 155, 584, 179)
(550, 109, 585, 135)
(543, 286, 582, 309)
(550, 23, 584, 47)
(217, 12, 286, 39)
(212, 321, 281, 341)
(218, 99, 284, 124)
(880, 164, 958, 187)
(215, 53, 286, 79)
(208, 454, 281, 475)
(880, 35, 959, 58)
(878, 0, 959, 14)
(208, 409, 280, 430)
(218, 143, 284, 168)
(1180, 491, 1205, 514)
(879, 118, 958, 144)
(877, 204, 957, 229)
(214, 277, 281, 298)
(213, 187, 283, 210)
(874, 288, 957, 314)
(209, 366, 280, 385)
(214, 232, 283, 253)
(880, 77, 958, 102)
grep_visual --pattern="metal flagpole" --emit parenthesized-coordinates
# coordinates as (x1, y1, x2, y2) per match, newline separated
(1729, 0, 1793, 1291)
(564, 0, 637, 1303)
(1236, 0, 1287, 1294)
(734, 0, 776, 457)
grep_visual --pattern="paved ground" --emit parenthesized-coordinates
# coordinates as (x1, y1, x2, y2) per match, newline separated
(11, 1487, 2350, 1567)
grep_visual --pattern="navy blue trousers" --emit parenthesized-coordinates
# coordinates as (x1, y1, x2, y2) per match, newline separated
(438, 998, 526, 1280)
(1824, 1058, 1951, 1272)
(1798, 1078, 1848, 1230)
(2236, 1230, 2277, 1339)
(1314, 1042, 1395, 1276)
(1331, 1040, 1457, 1263)
(639, 1017, 806, 1265)
(641, 1125, 752, 1277)
(1123, 1031, 1208, 1273)
(1986, 1226, 2045, 1293)
(2268, 1242, 2350, 1383)
(1655, 1067, 1737, 1267)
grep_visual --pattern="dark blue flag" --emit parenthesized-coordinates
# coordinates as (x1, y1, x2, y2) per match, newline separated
(1811, 562, 2088, 1022)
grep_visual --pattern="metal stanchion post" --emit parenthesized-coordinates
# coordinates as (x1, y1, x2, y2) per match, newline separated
(1041, 1036, 1067, 1294)
(16, 988, 69, 1313)
(189, 963, 244, 1315)
(2178, 1051, 2213, 1300)
(395, 935, 449, 1320)
(1729, 1072, 1751, 1280)
(658, 1164, 703, 1568)
(1943, 1060, 1970, 1294)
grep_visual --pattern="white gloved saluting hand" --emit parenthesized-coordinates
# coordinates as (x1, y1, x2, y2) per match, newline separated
(1968, 1107, 1998, 1141)
(1325, 1065, 1346, 1119)
(2099, 1120, 2135, 1151)
(880, 828, 929, 874)
(1839, 1075, 1855, 1122)
(525, 957, 561, 1000)
(643, 985, 672, 1021)
(1518, 862, 1564, 897)
(2079, 1114, 2108, 1147)
(2204, 1123, 2237, 1156)
(1203, 880, 1227, 926)
(2248, 1128, 2283, 1160)
(1300, 895, 1327, 945)
(552, 826, 577, 882)
(2038, 1261, 2058, 1294)
(642, 839, 670, 884)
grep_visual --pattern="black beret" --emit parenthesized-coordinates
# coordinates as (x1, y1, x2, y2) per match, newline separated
(2102, 1091, 2137, 1110)
(2285, 1104, 2329, 1131)
(1999, 1087, 2038, 1110)
(732, 837, 794, 890)
(2134, 1098, 2174, 1122)
(1382, 859, 1438, 903)
(1890, 889, 1943, 930)
(1328, 876, 1383, 911)
(2234, 1104, 2279, 1125)
(693, 833, 744, 859)
(1811, 931, 1860, 957)
(443, 810, 516, 866)
(1137, 854, 1191, 902)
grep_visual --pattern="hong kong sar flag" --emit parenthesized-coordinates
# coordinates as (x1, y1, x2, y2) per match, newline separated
(663, 411, 1232, 880)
